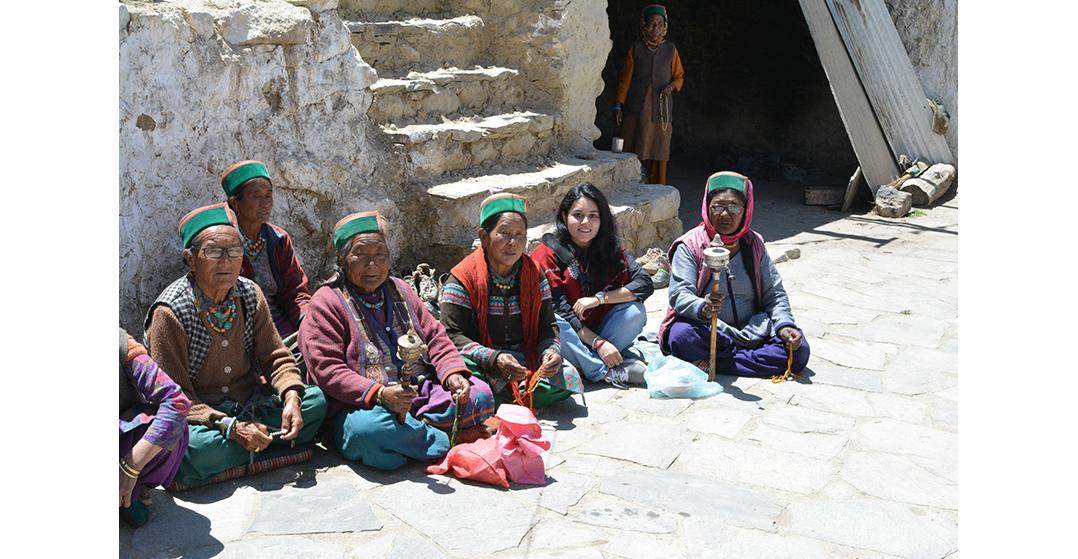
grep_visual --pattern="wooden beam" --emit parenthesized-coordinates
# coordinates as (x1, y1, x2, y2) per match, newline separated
(826, 0, 955, 166)
(798, 0, 900, 192)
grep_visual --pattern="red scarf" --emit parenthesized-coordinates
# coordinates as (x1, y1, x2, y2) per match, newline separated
(451, 248, 543, 368)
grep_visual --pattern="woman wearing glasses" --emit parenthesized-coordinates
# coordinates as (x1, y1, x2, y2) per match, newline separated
(658, 172, 811, 378)
(143, 203, 327, 488)
(298, 212, 495, 470)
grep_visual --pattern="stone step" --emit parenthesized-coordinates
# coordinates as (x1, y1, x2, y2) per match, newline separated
(368, 66, 525, 124)
(524, 182, 684, 256)
(382, 111, 558, 179)
(414, 152, 647, 268)
(339, 0, 449, 20)
(346, 15, 487, 75)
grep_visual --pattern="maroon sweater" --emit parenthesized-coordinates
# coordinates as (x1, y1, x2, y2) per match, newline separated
(298, 277, 469, 419)
(240, 222, 311, 332)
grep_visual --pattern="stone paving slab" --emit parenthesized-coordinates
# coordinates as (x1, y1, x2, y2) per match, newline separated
(804, 359, 885, 392)
(810, 334, 898, 371)
(597, 471, 785, 531)
(683, 521, 904, 559)
(762, 402, 857, 434)
(671, 435, 836, 495)
(779, 497, 958, 558)
(684, 406, 754, 438)
(745, 423, 848, 460)
(510, 470, 598, 515)
(602, 531, 686, 559)
(130, 483, 260, 555)
(839, 451, 957, 509)
(578, 421, 694, 469)
(371, 478, 540, 555)
(248, 476, 382, 536)
(567, 492, 679, 534)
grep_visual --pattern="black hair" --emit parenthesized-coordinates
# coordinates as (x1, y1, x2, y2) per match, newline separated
(555, 183, 622, 284)
(481, 210, 528, 233)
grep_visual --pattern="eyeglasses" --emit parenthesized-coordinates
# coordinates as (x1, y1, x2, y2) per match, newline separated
(199, 246, 245, 260)
(709, 204, 745, 216)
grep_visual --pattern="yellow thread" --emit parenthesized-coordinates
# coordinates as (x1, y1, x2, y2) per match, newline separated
(771, 342, 800, 384)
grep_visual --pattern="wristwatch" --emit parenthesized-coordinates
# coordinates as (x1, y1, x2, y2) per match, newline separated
(595, 291, 606, 305)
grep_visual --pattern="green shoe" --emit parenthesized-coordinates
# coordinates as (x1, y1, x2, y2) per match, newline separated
(120, 500, 149, 528)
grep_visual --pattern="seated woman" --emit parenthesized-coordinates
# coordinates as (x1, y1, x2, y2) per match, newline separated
(439, 194, 583, 409)
(299, 212, 495, 471)
(659, 171, 811, 378)
(144, 203, 327, 488)
(222, 160, 311, 338)
(531, 183, 654, 388)
(119, 328, 190, 527)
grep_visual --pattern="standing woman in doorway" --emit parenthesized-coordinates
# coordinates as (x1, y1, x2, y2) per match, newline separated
(613, 4, 684, 185)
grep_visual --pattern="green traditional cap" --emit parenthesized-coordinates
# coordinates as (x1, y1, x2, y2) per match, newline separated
(178, 203, 236, 248)
(221, 160, 271, 197)
(479, 193, 527, 226)
(333, 211, 386, 252)
(642, 4, 667, 19)
(706, 171, 748, 195)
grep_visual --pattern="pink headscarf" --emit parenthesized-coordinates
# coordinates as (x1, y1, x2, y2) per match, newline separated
(700, 171, 755, 244)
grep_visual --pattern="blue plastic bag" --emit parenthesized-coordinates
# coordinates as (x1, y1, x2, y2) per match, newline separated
(643, 354, 724, 399)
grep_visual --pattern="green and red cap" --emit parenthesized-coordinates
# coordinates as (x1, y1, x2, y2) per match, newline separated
(706, 172, 748, 195)
(479, 193, 527, 226)
(178, 203, 237, 248)
(221, 160, 271, 197)
(333, 211, 387, 252)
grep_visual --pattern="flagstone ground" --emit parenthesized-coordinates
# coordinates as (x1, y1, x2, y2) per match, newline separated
(120, 190, 958, 559)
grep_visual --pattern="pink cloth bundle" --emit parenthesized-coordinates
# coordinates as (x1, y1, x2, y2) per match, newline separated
(426, 404, 550, 487)
(495, 404, 550, 485)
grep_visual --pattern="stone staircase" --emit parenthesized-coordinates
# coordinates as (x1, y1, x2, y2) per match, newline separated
(341, 0, 682, 271)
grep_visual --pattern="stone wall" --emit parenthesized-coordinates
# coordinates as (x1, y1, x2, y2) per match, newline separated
(118, 0, 617, 332)
(884, 0, 958, 160)
(119, 0, 387, 332)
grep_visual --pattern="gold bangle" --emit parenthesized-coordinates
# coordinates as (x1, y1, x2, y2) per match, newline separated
(119, 458, 141, 478)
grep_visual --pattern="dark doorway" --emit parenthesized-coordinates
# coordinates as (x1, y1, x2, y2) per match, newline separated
(595, 1, 861, 235)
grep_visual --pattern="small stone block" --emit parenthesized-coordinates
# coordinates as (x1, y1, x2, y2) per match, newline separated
(803, 187, 845, 206)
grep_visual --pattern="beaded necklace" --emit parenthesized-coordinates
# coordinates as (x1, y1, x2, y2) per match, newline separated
(358, 290, 386, 311)
(193, 286, 237, 334)
(490, 267, 517, 292)
(242, 231, 266, 260)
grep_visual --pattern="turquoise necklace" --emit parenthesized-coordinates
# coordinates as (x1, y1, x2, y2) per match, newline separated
(193, 287, 237, 334)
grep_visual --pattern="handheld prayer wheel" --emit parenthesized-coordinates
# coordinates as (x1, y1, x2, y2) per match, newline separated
(702, 236, 731, 382)
(393, 325, 427, 423)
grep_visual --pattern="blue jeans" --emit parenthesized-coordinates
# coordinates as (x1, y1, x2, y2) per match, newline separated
(556, 301, 647, 382)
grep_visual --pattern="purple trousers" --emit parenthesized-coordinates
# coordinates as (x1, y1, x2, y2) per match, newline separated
(119, 422, 189, 500)
(668, 320, 811, 378)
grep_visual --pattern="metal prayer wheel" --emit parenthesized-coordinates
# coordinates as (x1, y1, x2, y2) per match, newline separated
(396, 326, 427, 390)
(702, 237, 731, 382)
(703, 245, 731, 273)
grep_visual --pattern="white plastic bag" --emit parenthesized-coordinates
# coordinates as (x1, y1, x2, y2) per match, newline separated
(643, 354, 724, 399)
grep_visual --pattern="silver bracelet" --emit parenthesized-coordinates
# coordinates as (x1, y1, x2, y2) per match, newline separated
(595, 291, 606, 305)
